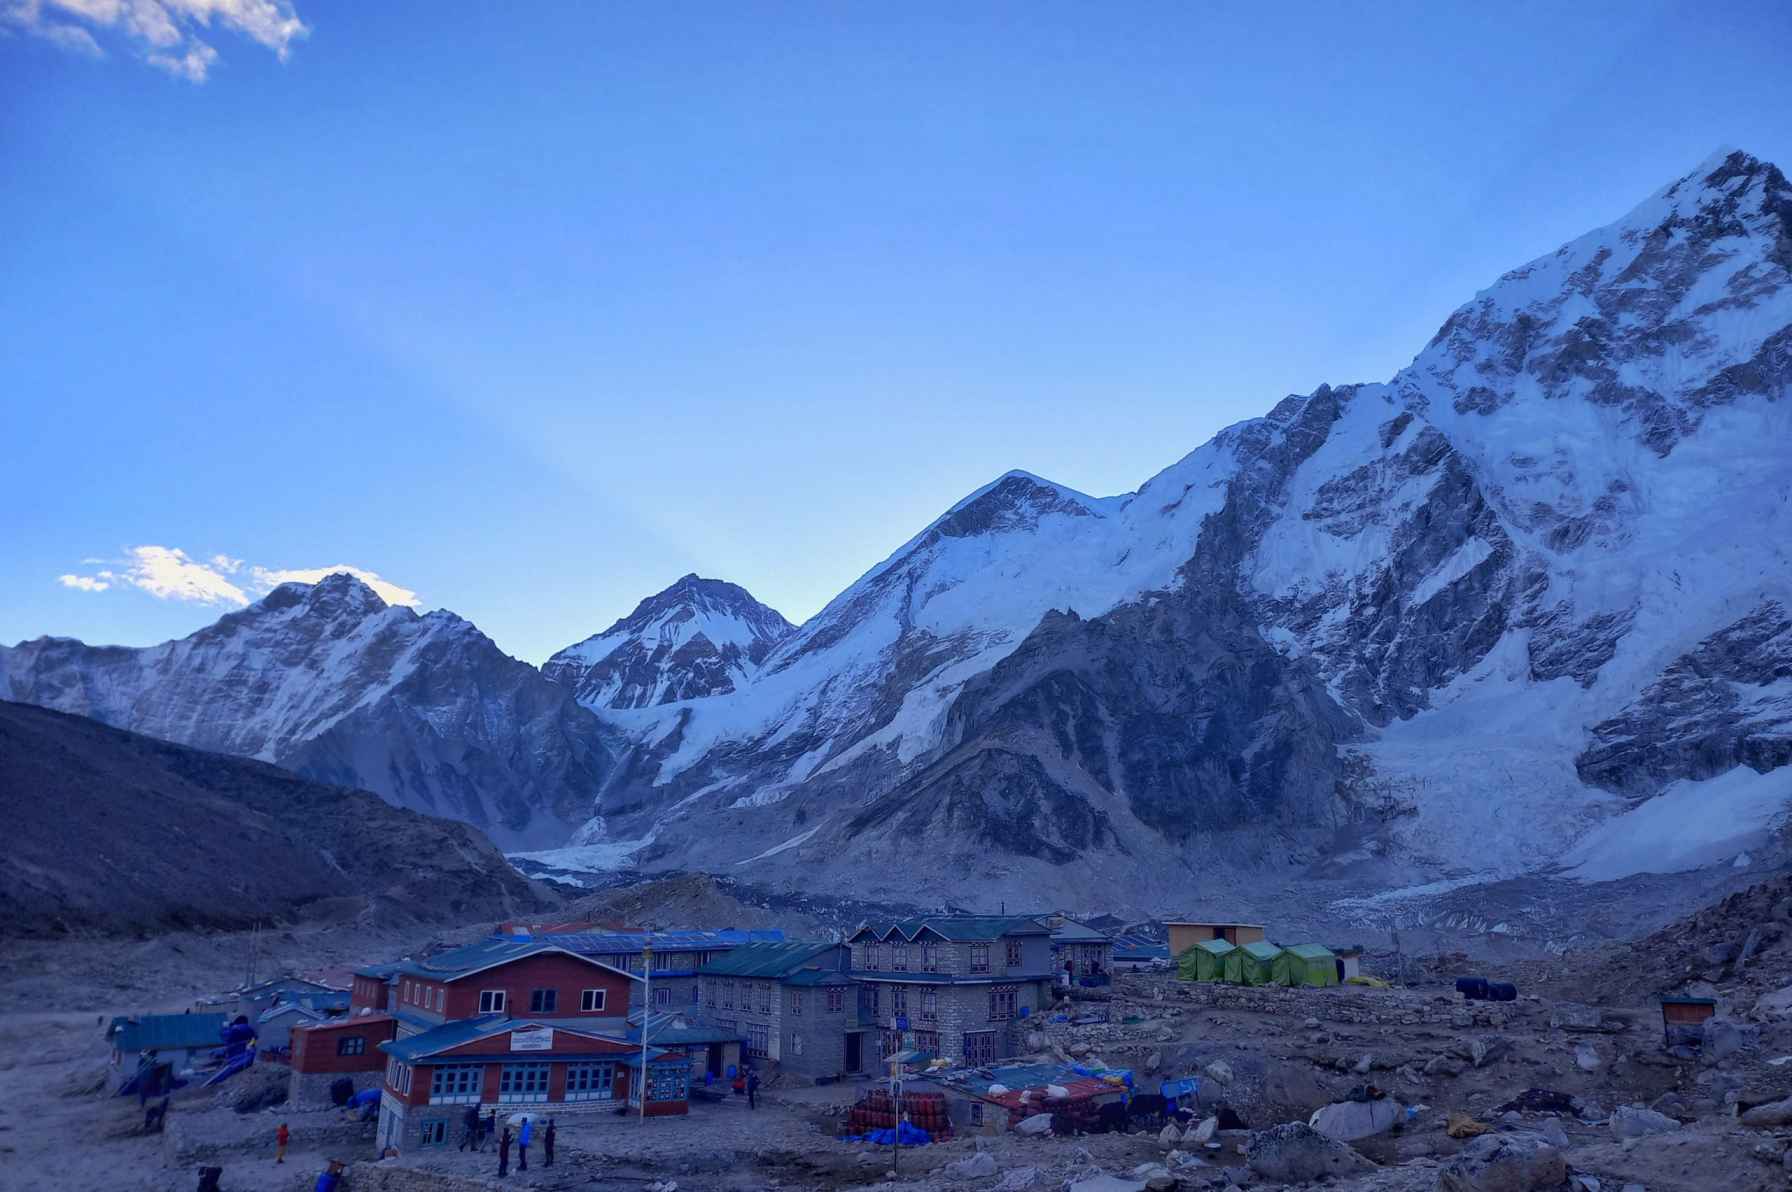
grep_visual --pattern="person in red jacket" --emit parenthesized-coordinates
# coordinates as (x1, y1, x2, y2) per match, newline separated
(275, 1122, 289, 1164)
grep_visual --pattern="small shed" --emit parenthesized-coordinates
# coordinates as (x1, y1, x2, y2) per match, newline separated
(1225, 940, 1287, 986)
(1178, 938, 1236, 983)
(1331, 946, 1364, 982)
(108, 1012, 229, 1071)
(1166, 920, 1267, 959)
(1660, 996, 1717, 1047)
(1283, 944, 1340, 987)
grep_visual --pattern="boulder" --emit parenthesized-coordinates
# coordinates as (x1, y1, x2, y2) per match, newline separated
(1204, 1060, 1234, 1085)
(1472, 1036, 1509, 1068)
(1437, 1131, 1566, 1192)
(1067, 1178, 1147, 1192)
(1739, 1095, 1792, 1127)
(1245, 1122, 1375, 1183)
(1610, 1105, 1681, 1138)
(1702, 1019, 1760, 1062)
(1550, 1002, 1607, 1032)
(1353, 1054, 1375, 1075)
(944, 1153, 998, 1181)
(1575, 1044, 1603, 1072)
(1157, 1123, 1182, 1148)
(1189, 1116, 1218, 1145)
(1309, 1098, 1403, 1142)
(1426, 1055, 1468, 1078)
(995, 1169, 1037, 1192)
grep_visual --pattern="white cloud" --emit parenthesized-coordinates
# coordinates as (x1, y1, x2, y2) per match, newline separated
(2, 0, 306, 81)
(250, 565, 422, 609)
(56, 547, 423, 610)
(123, 545, 250, 605)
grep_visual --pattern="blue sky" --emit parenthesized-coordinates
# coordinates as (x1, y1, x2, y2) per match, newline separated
(4, 1, 1790, 664)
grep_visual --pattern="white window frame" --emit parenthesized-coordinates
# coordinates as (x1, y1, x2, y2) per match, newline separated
(429, 1063, 484, 1104)
(581, 988, 606, 1012)
(498, 1062, 550, 1103)
(479, 990, 506, 1014)
(564, 1061, 616, 1102)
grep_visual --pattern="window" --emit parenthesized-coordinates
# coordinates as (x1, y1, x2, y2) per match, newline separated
(747, 1024, 769, 1058)
(879, 1030, 903, 1059)
(690, 983, 700, 1005)
(564, 1062, 615, 1102)
(435, 989, 444, 1012)
(921, 944, 939, 972)
(969, 945, 990, 973)
(581, 988, 607, 1012)
(989, 985, 1017, 1021)
(920, 987, 937, 1021)
(337, 1036, 366, 1057)
(757, 984, 771, 1014)
(722, 981, 735, 1010)
(890, 943, 908, 971)
(402, 981, 412, 1003)
(386, 1061, 412, 1094)
(792, 1032, 804, 1056)
(859, 985, 879, 1019)
(704, 980, 717, 1008)
(529, 988, 557, 1014)
(792, 991, 803, 1016)
(970, 1102, 985, 1127)
(964, 1030, 997, 1067)
(826, 988, 844, 1014)
(914, 1029, 940, 1055)
(653, 985, 671, 1008)
(498, 1063, 550, 1103)
(1006, 941, 1023, 968)
(891, 987, 908, 1016)
(479, 990, 506, 1014)
(430, 1064, 483, 1104)
(419, 1119, 448, 1147)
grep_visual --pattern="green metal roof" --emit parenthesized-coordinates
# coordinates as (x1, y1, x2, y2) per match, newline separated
(696, 941, 842, 979)
(1240, 941, 1284, 961)
(1284, 944, 1336, 960)
(1050, 920, 1112, 943)
(783, 969, 856, 987)
(110, 1013, 228, 1054)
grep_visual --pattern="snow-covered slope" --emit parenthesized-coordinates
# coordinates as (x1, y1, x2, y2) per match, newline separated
(542, 574, 793, 709)
(532, 149, 1792, 907)
(0, 573, 616, 848)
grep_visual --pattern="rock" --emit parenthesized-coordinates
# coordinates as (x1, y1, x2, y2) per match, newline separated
(1499, 1111, 1524, 1127)
(1158, 1123, 1182, 1148)
(1304, 1017, 1321, 1029)
(1155, 1026, 1175, 1043)
(1575, 1043, 1602, 1072)
(1244, 1122, 1375, 1183)
(1702, 1018, 1760, 1062)
(1190, 1116, 1218, 1145)
(1572, 1178, 1602, 1192)
(1353, 1054, 1374, 1075)
(1015, 1112, 1054, 1136)
(1739, 1095, 1792, 1127)
(1145, 1050, 1162, 1074)
(1067, 1178, 1147, 1192)
(1131, 1163, 1169, 1179)
(1204, 1060, 1233, 1085)
(1620, 1186, 1645, 1192)
(1070, 1043, 1092, 1058)
(1757, 985, 1792, 1018)
(995, 1169, 1037, 1192)
(1471, 1036, 1509, 1068)
(1024, 1031, 1048, 1051)
(944, 1153, 998, 1181)
(1610, 1105, 1681, 1138)
(1539, 1118, 1569, 1148)
(1309, 1098, 1402, 1141)
(1145, 1180, 1176, 1192)
(1551, 1002, 1607, 1032)
(1426, 1055, 1467, 1078)
(1437, 1131, 1566, 1192)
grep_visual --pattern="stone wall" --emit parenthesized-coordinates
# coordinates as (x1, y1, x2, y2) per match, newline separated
(344, 1160, 507, 1191)
(289, 1067, 368, 1109)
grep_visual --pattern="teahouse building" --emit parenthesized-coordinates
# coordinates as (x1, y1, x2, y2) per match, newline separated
(697, 941, 861, 1082)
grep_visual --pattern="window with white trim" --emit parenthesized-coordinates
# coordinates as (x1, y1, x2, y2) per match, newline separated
(564, 1061, 615, 1101)
(747, 1023, 769, 1057)
(419, 1118, 448, 1147)
(479, 990, 506, 1014)
(757, 983, 771, 1013)
(430, 1064, 483, 1104)
(337, 1036, 365, 1056)
(435, 988, 444, 1012)
(791, 990, 803, 1016)
(969, 944, 990, 973)
(581, 988, 606, 1012)
(826, 987, 844, 1013)
(653, 985, 671, 1007)
(498, 1062, 550, 1103)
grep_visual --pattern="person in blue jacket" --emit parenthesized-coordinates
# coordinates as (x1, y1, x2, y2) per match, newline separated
(518, 1116, 532, 1171)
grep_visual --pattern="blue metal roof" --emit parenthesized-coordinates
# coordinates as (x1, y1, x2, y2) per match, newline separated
(381, 1015, 644, 1062)
(696, 942, 842, 979)
(544, 928, 785, 955)
(850, 917, 1050, 943)
(110, 1013, 228, 1054)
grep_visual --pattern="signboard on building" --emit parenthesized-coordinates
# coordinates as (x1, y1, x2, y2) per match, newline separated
(510, 1026, 554, 1052)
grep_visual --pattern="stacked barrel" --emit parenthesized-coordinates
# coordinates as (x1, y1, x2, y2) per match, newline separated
(845, 1090, 953, 1137)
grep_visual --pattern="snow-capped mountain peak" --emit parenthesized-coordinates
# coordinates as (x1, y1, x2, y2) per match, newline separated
(542, 574, 794, 709)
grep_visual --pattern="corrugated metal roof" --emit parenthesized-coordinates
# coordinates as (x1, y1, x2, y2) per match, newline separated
(537, 929, 785, 955)
(381, 1014, 642, 1062)
(110, 1013, 228, 1054)
(696, 942, 841, 979)
(851, 916, 1049, 943)
(1050, 921, 1112, 943)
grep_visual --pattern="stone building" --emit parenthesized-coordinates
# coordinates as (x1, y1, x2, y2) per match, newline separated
(696, 941, 862, 1083)
(847, 917, 1056, 1067)
(1046, 918, 1115, 981)
(287, 1013, 398, 1106)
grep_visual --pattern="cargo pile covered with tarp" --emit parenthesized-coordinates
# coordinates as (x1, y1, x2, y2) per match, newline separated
(1175, 940, 1342, 987)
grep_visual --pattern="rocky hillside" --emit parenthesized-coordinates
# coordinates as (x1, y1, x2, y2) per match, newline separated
(543, 573, 793, 709)
(0, 573, 618, 849)
(0, 700, 557, 937)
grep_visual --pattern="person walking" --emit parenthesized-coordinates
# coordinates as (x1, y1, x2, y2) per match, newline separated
(543, 1119, 556, 1168)
(518, 1116, 531, 1171)
(497, 1126, 512, 1177)
(483, 1108, 497, 1151)
(458, 1104, 479, 1151)
(275, 1121, 289, 1164)
(746, 1068, 760, 1110)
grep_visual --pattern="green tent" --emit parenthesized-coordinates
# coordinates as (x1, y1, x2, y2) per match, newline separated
(1283, 943, 1340, 986)
(1230, 940, 1288, 986)
(1178, 938, 1235, 982)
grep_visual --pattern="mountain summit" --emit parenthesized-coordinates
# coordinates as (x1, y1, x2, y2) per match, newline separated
(543, 574, 794, 709)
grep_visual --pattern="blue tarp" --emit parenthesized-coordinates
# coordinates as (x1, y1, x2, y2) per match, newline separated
(348, 1088, 381, 1108)
(1161, 1076, 1200, 1101)
(842, 1121, 933, 1146)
